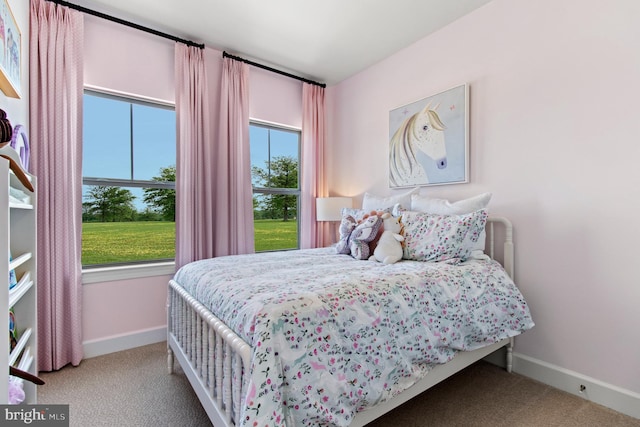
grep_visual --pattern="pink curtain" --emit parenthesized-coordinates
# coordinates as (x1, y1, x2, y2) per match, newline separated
(174, 44, 213, 269)
(300, 83, 329, 249)
(30, 0, 84, 371)
(214, 58, 254, 256)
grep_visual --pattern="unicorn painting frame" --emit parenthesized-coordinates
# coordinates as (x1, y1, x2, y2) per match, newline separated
(389, 84, 468, 188)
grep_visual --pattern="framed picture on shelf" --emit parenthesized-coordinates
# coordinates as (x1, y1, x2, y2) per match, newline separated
(0, 0, 21, 98)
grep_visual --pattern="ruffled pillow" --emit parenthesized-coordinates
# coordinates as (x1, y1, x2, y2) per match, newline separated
(410, 193, 492, 258)
(340, 207, 369, 222)
(410, 192, 492, 214)
(401, 209, 488, 262)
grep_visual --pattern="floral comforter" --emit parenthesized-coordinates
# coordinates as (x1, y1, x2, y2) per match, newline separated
(173, 248, 534, 427)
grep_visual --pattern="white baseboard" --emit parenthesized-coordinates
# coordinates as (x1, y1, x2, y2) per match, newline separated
(83, 326, 167, 359)
(82, 332, 640, 420)
(512, 352, 640, 420)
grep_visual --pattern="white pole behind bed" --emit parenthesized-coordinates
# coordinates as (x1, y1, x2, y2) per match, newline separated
(487, 216, 514, 279)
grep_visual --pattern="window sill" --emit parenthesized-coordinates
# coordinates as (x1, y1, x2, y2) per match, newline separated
(82, 261, 176, 284)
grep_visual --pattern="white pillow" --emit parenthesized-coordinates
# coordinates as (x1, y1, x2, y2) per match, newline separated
(411, 192, 492, 214)
(362, 188, 418, 211)
(409, 192, 492, 258)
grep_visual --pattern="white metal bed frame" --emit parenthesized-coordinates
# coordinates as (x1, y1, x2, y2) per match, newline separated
(167, 217, 515, 427)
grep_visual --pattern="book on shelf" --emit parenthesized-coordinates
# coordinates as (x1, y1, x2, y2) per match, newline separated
(11, 271, 30, 293)
(9, 185, 31, 205)
(9, 252, 18, 290)
(9, 308, 17, 351)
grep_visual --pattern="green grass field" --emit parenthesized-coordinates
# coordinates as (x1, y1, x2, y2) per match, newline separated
(254, 219, 298, 252)
(82, 219, 298, 265)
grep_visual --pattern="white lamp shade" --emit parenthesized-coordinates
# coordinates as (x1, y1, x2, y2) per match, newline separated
(316, 197, 353, 221)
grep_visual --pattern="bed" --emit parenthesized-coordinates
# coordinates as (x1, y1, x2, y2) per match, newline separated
(167, 216, 534, 427)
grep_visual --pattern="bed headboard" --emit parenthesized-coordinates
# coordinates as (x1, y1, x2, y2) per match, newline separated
(486, 217, 514, 279)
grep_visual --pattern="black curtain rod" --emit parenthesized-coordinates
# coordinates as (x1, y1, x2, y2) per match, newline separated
(46, 0, 205, 49)
(223, 51, 326, 88)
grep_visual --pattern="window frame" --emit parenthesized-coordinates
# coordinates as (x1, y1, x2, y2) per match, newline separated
(250, 119, 302, 252)
(81, 86, 177, 281)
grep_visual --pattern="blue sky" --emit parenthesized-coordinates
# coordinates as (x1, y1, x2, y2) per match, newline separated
(83, 93, 176, 211)
(249, 124, 300, 187)
(83, 93, 175, 180)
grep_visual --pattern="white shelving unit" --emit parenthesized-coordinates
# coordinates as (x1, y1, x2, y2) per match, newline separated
(1, 147, 37, 404)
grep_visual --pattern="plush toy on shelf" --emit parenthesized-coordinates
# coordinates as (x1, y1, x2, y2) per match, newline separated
(8, 377, 25, 404)
(0, 109, 33, 192)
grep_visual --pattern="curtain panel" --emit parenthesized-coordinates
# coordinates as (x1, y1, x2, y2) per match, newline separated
(300, 83, 328, 249)
(214, 58, 254, 256)
(30, 0, 84, 371)
(174, 44, 213, 269)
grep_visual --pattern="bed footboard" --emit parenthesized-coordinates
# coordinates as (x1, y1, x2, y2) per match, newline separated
(168, 280, 251, 427)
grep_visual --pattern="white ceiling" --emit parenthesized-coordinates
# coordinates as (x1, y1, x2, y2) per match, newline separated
(75, 0, 493, 85)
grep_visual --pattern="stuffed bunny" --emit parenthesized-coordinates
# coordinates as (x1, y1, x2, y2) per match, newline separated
(370, 213, 404, 264)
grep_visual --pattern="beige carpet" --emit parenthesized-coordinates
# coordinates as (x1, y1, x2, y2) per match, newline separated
(38, 342, 639, 427)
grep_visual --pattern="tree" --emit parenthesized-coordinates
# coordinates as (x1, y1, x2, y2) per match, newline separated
(142, 165, 176, 221)
(84, 186, 136, 222)
(252, 156, 298, 221)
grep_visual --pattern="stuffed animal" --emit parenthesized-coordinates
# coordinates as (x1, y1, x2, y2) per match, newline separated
(359, 209, 386, 252)
(335, 214, 357, 254)
(349, 215, 383, 260)
(370, 213, 404, 264)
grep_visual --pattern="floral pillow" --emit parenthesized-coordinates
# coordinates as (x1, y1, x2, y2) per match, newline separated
(400, 209, 489, 262)
(340, 207, 369, 222)
(410, 192, 492, 259)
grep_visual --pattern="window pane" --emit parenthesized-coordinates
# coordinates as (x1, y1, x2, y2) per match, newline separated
(250, 125, 299, 189)
(82, 90, 176, 267)
(82, 184, 175, 265)
(132, 104, 176, 181)
(250, 125, 269, 187)
(269, 128, 299, 168)
(250, 123, 301, 252)
(254, 194, 298, 252)
(83, 94, 132, 179)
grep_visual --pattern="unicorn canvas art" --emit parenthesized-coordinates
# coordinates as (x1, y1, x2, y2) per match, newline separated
(389, 84, 468, 187)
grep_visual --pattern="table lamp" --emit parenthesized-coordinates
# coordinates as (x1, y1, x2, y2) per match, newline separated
(316, 197, 353, 243)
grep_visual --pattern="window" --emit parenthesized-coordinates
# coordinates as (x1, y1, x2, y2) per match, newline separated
(250, 121, 300, 252)
(82, 90, 176, 267)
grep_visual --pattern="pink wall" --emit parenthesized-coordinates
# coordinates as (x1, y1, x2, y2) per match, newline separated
(82, 15, 302, 344)
(328, 0, 640, 394)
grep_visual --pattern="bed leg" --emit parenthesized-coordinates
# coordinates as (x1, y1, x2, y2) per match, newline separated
(168, 345, 175, 374)
(506, 337, 514, 373)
